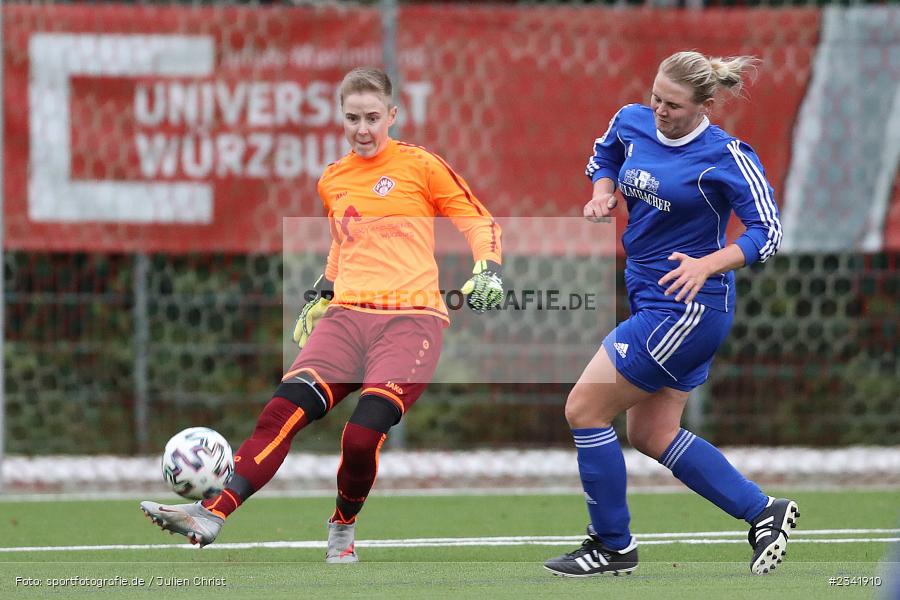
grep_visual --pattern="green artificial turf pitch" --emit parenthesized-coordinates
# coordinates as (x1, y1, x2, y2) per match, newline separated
(0, 489, 896, 599)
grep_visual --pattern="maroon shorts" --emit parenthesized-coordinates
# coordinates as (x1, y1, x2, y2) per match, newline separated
(282, 307, 444, 416)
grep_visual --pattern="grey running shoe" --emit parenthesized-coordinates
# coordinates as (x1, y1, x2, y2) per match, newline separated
(749, 497, 800, 575)
(544, 529, 638, 577)
(325, 521, 359, 563)
(140, 501, 224, 548)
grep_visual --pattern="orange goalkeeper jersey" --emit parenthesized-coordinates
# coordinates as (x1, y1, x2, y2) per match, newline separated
(317, 139, 502, 323)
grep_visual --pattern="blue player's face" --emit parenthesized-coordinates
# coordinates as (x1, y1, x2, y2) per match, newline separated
(342, 92, 398, 158)
(650, 74, 710, 140)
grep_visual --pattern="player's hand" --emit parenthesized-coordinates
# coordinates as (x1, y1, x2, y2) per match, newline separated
(584, 192, 617, 223)
(292, 275, 334, 348)
(461, 260, 503, 313)
(658, 252, 713, 304)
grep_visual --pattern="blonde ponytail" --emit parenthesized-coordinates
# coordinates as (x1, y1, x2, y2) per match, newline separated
(660, 51, 760, 103)
(709, 55, 760, 97)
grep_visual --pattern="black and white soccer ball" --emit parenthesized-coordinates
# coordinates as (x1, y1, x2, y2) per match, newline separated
(161, 427, 234, 500)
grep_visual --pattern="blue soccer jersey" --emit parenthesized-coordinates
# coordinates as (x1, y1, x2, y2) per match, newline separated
(586, 104, 782, 312)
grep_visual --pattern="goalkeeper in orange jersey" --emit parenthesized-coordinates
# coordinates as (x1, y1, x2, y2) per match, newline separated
(141, 67, 503, 562)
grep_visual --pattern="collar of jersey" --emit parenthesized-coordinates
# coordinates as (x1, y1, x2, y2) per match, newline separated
(656, 116, 710, 147)
(349, 138, 396, 166)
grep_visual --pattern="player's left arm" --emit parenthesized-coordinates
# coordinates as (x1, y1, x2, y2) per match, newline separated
(660, 141, 782, 303)
(660, 245, 746, 303)
(430, 156, 504, 312)
(722, 141, 783, 266)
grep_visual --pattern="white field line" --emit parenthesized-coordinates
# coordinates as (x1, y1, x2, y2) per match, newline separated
(0, 488, 589, 503)
(1, 530, 897, 553)
(4, 483, 900, 503)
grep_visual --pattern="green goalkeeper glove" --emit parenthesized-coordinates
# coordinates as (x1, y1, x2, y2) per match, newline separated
(292, 274, 334, 349)
(461, 260, 503, 313)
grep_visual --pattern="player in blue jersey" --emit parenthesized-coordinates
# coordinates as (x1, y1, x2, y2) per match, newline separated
(544, 51, 798, 578)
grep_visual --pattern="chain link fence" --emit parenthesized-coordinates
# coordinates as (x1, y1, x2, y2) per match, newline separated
(5, 251, 897, 454)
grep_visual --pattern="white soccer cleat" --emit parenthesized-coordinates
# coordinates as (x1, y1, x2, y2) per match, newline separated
(140, 500, 224, 548)
(325, 521, 359, 564)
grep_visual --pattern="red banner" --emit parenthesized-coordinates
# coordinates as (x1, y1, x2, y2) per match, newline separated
(3, 5, 820, 253)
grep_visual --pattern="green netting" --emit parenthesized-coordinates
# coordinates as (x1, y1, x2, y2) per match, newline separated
(5, 252, 897, 454)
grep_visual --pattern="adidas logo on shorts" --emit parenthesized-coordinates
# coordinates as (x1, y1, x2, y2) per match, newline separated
(614, 342, 629, 358)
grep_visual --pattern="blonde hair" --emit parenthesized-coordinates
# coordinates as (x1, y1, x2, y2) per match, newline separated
(339, 67, 393, 107)
(659, 51, 759, 104)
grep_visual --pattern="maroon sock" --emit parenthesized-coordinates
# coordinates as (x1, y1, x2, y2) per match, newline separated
(202, 396, 310, 518)
(330, 422, 386, 524)
(202, 488, 242, 519)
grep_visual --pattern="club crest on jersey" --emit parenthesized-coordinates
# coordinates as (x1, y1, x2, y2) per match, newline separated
(624, 169, 660, 194)
(373, 176, 396, 197)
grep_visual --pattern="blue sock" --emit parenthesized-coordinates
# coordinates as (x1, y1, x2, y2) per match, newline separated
(573, 427, 631, 550)
(660, 428, 768, 522)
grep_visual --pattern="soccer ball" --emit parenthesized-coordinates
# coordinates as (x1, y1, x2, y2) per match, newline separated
(161, 427, 234, 500)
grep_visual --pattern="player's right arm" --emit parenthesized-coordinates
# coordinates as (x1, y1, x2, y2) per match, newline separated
(320, 176, 342, 283)
(292, 175, 339, 349)
(584, 177, 618, 222)
(325, 220, 341, 283)
(292, 273, 334, 348)
(584, 105, 630, 222)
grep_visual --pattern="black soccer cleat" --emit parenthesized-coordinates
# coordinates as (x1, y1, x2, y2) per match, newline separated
(748, 497, 800, 575)
(544, 528, 638, 577)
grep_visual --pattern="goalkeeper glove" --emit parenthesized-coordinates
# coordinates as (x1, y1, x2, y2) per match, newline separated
(292, 274, 334, 349)
(461, 260, 503, 313)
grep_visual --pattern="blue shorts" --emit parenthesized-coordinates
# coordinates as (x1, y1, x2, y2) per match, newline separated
(602, 274, 733, 393)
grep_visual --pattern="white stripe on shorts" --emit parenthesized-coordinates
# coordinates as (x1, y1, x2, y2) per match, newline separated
(650, 302, 705, 366)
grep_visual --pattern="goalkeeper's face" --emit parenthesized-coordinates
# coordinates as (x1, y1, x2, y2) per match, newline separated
(342, 93, 398, 158)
